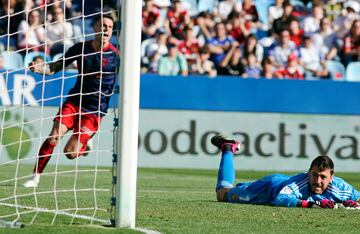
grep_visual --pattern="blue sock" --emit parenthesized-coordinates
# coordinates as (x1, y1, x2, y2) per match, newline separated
(216, 150, 235, 191)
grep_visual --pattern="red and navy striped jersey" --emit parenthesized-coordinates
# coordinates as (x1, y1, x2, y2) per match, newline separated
(63, 40, 119, 116)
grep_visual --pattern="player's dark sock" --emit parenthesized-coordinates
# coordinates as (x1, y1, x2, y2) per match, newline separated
(34, 140, 56, 173)
(216, 150, 235, 190)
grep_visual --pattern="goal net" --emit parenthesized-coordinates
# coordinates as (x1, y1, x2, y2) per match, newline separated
(0, 0, 120, 226)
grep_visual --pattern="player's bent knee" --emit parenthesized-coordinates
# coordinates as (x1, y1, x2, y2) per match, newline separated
(216, 188, 230, 202)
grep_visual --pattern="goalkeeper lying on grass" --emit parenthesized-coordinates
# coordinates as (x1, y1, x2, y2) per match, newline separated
(211, 135, 360, 209)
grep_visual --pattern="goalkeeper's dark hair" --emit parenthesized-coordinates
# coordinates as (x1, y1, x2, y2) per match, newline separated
(309, 155, 334, 175)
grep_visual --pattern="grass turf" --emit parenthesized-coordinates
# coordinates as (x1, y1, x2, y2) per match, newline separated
(1, 165, 360, 233)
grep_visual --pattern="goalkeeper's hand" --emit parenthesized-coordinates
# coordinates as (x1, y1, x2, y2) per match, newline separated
(301, 199, 335, 209)
(342, 200, 359, 208)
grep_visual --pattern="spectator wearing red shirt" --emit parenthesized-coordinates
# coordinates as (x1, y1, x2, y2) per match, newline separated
(165, 0, 191, 40)
(228, 11, 251, 45)
(142, 0, 162, 39)
(177, 25, 200, 68)
(342, 19, 360, 66)
(241, 0, 260, 28)
(277, 53, 304, 80)
(289, 19, 303, 47)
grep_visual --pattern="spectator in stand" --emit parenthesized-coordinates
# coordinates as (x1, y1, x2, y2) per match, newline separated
(299, 34, 329, 80)
(17, 9, 46, 53)
(192, 46, 217, 77)
(241, 0, 261, 28)
(333, 1, 360, 38)
(342, 19, 360, 66)
(272, 0, 297, 35)
(289, 19, 304, 47)
(141, 28, 169, 73)
(268, 29, 297, 68)
(313, 17, 339, 61)
(240, 33, 264, 65)
(302, 3, 324, 34)
(268, 0, 284, 26)
(32, 55, 45, 72)
(261, 57, 279, 79)
(218, 41, 245, 76)
(177, 25, 200, 70)
(242, 53, 262, 78)
(277, 53, 303, 80)
(206, 22, 235, 68)
(228, 11, 251, 45)
(46, 7, 74, 57)
(43, 0, 74, 21)
(142, 0, 162, 40)
(195, 11, 215, 42)
(240, 0, 260, 29)
(214, 0, 242, 21)
(164, 0, 191, 40)
(157, 42, 188, 76)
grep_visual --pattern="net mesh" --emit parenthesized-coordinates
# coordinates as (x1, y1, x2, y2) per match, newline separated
(0, 0, 119, 225)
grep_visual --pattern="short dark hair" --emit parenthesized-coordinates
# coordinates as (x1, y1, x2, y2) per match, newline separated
(93, 14, 115, 25)
(309, 155, 334, 175)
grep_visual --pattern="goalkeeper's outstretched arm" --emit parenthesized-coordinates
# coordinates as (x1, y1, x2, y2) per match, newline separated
(29, 60, 64, 75)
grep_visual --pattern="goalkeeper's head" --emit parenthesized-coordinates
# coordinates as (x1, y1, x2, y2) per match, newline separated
(308, 155, 334, 194)
(94, 14, 115, 47)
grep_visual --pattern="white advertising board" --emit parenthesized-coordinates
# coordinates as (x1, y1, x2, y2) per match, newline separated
(1, 107, 360, 172)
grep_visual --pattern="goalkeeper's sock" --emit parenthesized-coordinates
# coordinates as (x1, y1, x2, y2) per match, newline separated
(216, 150, 235, 190)
(34, 140, 56, 174)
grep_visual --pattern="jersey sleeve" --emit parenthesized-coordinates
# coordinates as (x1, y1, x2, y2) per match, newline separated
(271, 186, 299, 207)
(63, 42, 83, 67)
(329, 177, 360, 202)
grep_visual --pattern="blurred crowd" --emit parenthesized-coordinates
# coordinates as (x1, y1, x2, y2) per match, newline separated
(0, 0, 358, 80)
(141, 0, 360, 79)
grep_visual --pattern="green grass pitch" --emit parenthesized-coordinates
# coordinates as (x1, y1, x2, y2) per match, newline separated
(1, 165, 360, 233)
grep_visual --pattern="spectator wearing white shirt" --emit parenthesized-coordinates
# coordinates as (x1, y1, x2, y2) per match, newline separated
(299, 34, 329, 80)
(17, 10, 45, 53)
(302, 3, 324, 34)
(268, 29, 297, 68)
(46, 7, 74, 57)
(268, 0, 284, 25)
(312, 17, 339, 61)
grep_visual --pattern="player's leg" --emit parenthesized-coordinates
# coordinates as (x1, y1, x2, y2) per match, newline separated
(23, 122, 69, 188)
(35, 121, 69, 173)
(64, 112, 101, 159)
(211, 135, 241, 202)
(23, 102, 77, 188)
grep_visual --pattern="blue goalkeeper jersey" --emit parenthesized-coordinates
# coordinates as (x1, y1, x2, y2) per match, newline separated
(227, 173, 360, 207)
(62, 40, 119, 116)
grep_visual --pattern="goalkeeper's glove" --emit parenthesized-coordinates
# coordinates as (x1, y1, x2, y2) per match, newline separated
(300, 199, 335, 209)
(342, 200, 359, 208)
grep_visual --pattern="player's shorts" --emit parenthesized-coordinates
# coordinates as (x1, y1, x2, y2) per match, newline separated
(53, 101, 102, 154)
(226, 174, 290, 204)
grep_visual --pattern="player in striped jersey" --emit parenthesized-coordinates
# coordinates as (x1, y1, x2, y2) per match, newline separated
(212, 135, 360, 208)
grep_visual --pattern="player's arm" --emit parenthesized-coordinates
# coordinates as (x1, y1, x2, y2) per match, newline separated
(29, 60, 63, 75)
(335, 178, 360, 208)
(29, 42, 81, 75)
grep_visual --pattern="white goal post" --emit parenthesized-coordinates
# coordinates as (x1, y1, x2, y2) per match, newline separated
(115, 0, 142, 229)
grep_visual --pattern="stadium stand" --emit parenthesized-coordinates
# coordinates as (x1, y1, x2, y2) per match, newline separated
(2, 51, 24, 70)
(326, 60, 346, 81)
(346, 61, 360, 81)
